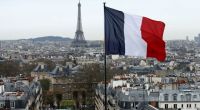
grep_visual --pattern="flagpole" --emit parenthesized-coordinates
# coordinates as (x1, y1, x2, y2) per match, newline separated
(103, 2, 107, 110)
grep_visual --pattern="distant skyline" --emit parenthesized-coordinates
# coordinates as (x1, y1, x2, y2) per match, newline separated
(0, 0, 200, 40)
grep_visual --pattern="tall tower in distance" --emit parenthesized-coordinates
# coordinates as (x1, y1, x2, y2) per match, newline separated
(71, 1, 87, 47)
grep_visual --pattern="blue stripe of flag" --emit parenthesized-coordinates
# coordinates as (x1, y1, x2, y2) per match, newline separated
(104, 6, 125, 55)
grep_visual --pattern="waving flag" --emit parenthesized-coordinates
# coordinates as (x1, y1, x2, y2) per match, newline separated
(104, 6, 166, 61)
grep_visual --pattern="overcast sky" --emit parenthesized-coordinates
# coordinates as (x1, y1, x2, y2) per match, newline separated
(0, 0, 200, 40)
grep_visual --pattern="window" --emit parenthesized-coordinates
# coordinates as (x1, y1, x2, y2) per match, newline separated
(193, 95, 197, 98)
(174, 104, 177, 109)
(181, 104, 184, 108)
(195, 104, 197, 108)
(11, 101, 15, 108)
(132, 102, 134, 108)
(164, 94, 169, 101)
(165, 104, 168, 109)
(123, 102, 125, 108)
(173, 94, 177, 101)
(181, 95, 184, 101)
(186, 94, 192, 101)
(187, 104, 191, 108)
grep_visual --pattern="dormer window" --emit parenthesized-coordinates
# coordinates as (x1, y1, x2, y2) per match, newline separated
(181, 95, 184, 101)
(164, 94, 169, 101)
(186, 94, 192, 101)
(193, 95, 197, 99)
(173, 94, 177, 101)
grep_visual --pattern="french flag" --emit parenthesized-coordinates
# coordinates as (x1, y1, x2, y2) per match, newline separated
(105, 6, 166, 61)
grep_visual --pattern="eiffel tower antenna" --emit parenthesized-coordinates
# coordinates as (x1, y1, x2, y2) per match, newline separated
(71, 0, 87, 47)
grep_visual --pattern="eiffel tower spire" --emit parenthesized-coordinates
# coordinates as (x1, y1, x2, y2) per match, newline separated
(71, 1, 87, 47)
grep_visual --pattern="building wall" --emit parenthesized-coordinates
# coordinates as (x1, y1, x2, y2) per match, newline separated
(111, 80, 127, 88)
(95, 96, 118, 110)
(151, 77, 162, 84)
(159, 102, 200, 110)
(95, 96, 104, 110)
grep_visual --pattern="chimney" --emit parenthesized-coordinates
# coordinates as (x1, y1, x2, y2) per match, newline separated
(0, 84, 4, 94)
(41, 64, 44, 70)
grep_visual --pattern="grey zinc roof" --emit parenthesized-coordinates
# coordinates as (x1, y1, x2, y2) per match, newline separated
(33, 64, 48, 72)
(148, 92, 159, 101)
(4, 82, 15, 92)
(117, 89, 148, 102)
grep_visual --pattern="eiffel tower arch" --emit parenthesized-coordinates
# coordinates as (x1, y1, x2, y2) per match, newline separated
(71, 1, 87, 47)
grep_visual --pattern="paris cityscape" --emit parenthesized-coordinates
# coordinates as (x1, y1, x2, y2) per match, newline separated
(1, 0, 200, 110)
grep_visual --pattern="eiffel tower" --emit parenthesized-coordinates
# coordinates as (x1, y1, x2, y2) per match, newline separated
(71, 1, 87, 47)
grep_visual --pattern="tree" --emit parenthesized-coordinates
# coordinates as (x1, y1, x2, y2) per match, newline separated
(21, 63, 37, 75)
(39, 79, 55, 107)
(75, 63, 128, 106)
(0, 60, 21, 77)
(55, 93, 63, 108)
(39, 79, 51, 91)
(44, 91, 54, 107)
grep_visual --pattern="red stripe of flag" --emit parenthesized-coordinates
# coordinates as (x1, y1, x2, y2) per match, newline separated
(141, 17, 166, 61)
